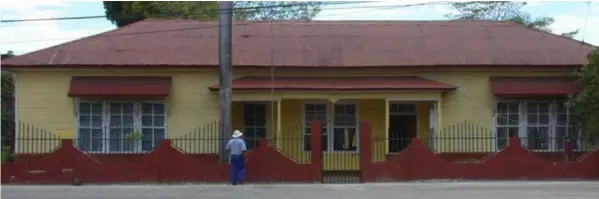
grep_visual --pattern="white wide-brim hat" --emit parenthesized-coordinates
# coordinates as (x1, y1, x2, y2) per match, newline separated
(232, 130, 243, 138)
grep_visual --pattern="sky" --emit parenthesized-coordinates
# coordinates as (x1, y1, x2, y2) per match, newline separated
(0, 0, 598, 55)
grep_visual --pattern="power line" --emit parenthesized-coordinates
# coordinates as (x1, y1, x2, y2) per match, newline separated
(0, 1, 373, 23)
(1, 15, 106, 23)
(1, 1, 449, 44)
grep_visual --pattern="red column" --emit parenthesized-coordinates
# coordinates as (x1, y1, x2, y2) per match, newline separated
(359, 121, 373, 182)
(60, 139, 76, 183)
(310, 120, 322, 183)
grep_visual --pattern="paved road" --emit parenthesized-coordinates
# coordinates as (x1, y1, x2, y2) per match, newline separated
(2, 181, 599, 199)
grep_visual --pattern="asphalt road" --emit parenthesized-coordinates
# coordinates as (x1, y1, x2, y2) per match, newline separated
(2, 181, 599, 199)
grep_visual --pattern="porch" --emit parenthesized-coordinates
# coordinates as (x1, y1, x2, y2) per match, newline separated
(230, 98, 441, 171)
(211, 75, 454, 171)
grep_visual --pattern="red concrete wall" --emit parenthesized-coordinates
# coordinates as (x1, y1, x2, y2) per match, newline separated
(438, 152, 588, 163)
(4, 121, 598, 184)
(1, 123, 323, 184)
(359, 122, 599, 181)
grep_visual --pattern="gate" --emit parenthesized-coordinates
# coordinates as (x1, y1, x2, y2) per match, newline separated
(318, 117, 363, 184)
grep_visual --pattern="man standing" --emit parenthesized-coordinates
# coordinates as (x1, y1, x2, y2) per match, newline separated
(225, 130, 247, 185)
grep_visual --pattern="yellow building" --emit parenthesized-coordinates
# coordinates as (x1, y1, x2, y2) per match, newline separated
(3, 20, 592, 170)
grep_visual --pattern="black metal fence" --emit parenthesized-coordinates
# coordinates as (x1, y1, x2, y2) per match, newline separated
(4, 120, 598, 165)
(374, 121, 597, 163)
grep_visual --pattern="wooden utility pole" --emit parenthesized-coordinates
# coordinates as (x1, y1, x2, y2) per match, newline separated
(218, 1, 233, 163)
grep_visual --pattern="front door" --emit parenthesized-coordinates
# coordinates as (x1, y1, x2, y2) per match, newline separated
(243, 103, 267, 149)
(388, 115, 417, 152)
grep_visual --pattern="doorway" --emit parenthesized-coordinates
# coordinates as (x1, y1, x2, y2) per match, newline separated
(388, 103, 418, 153)
(243, 103, 268, 149)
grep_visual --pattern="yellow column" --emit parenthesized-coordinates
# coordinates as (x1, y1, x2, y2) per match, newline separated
(276, 99, 282, 147)
(385, 99, 389, 154)
(436, 100, 442, 132)
(436, 100, 442, 152)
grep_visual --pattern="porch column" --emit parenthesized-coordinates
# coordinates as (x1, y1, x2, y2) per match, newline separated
(384, 99, 389, 154)
(436, 100, 442, 133)
(276, 99, 282, 147)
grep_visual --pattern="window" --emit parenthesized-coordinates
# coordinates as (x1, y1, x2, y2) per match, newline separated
(494, 100, 581, 151)
(77, 100, 167, 153)
(303, 102, 358, 152)
(555, 102, 580, 150)
(78, 102, 104, 151)
(243, 103, 267, 149)
(525, 102, 550, 150)
(303, 103, 328, 151)
(333, 104, 358, 151)
(108, 102, 136, 152)
(141, 103, 166, 151)
(496, 102, 519, 148)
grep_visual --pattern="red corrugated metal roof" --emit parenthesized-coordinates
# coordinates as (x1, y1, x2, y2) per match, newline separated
(68, 76, 171, 99)
(208, 76, 456, 91)
(490, 76, 579, 97)
(2, 20, 594, 68)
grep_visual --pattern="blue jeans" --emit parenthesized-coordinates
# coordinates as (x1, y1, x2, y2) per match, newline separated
(230, 154, 246, 185)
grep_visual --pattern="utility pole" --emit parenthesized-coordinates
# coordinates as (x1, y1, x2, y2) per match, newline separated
(218, 1, 233, 163)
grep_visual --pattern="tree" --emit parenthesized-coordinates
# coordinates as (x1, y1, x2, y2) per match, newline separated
(446, 1, 578, 38)
(447, 1, 525, 21)
(1, 51, 15, 150)
(1, 50, 13, 60)
(232, 1, 322, 20)
(103, 1, 324, 27)
(103, 1, 220, 27)
(569, 49, 599, 143)
(1, 51, 14, 101)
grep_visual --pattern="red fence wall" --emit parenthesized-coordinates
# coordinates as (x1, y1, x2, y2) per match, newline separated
(3, 121, 598, 184)
(359, 122, 599, 181)
(1, 136, 323, 184)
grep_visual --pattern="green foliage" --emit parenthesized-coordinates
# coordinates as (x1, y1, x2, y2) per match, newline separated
(1, 51, 15, 144)
(1, 50, 14, 60)
(103, 1, 220, 27)
(1, 72, 13, 101)
(561, 30, 580, 39)
(1, 145, 14, 164)
(507, 13, 554, 32)
(569, 49, 599, 143)
(103, 1, 324, 27)
(446, 1, 577, 37)
(233, 1, 323, 20)
(446, 1, 526, 21)
(126, 130, 143, 143)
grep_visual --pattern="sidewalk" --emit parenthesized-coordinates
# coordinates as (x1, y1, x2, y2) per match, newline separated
(3, 181, 599, 199)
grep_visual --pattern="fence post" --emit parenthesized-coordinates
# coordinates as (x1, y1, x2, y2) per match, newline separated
(59, 139, 76, 183)
(359, 121, 373, 183)
(310, 120, 322, 183)
(155, 139, 172, 182)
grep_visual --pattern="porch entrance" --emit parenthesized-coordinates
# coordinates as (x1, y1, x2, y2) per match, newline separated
(303, 102, 361, 184)
(388, 103, 418, 153)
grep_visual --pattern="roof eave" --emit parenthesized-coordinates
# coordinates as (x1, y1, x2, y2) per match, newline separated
(208, 87, 457, 92)
(1, 64, 584, 70)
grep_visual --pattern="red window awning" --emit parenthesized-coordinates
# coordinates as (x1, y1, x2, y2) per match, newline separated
(208, 76, 456, 91)
(68, 76, 171, 99)
(490, 76, 579, 98)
